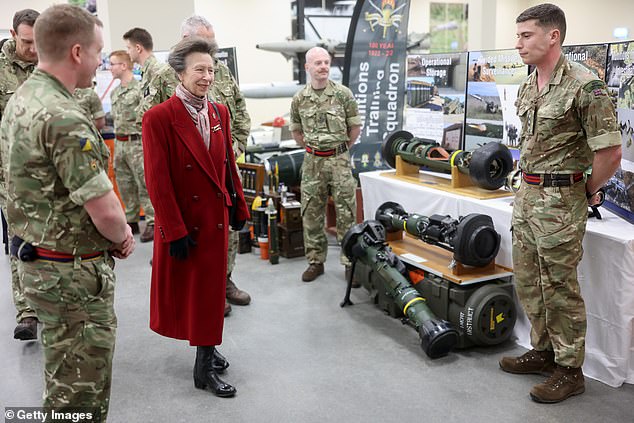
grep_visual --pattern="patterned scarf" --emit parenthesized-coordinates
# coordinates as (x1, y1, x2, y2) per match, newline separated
(175, 83, 211, 149)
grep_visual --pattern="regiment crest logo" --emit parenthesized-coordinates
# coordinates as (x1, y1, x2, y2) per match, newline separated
(365, 0, 406, 38)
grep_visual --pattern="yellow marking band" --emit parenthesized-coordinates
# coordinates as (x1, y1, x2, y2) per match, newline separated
(450, 150, 463, 167)
(403, 297, 425, 316)
(403, 220, 407, 233)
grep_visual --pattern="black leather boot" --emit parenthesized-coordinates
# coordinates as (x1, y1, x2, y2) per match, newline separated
(212, 348, 230, 373)
(193, 346, 236, 397)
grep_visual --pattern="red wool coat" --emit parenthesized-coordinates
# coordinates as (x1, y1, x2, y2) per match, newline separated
(142, 95, 249, 346)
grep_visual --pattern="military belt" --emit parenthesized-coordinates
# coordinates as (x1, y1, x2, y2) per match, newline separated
(522, 172, 584, 187)
(34, 247, 104, 263)
(305, 143, 348, 157)
(115, 134, 141, 141)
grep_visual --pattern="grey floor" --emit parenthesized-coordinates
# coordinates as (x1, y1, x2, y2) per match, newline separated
(1, 231, 633, 423)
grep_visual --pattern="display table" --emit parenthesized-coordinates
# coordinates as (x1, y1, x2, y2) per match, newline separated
(360, 170, 634, 387)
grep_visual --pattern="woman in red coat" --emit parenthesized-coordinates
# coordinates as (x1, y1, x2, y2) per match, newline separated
(141, 37, 249, 397)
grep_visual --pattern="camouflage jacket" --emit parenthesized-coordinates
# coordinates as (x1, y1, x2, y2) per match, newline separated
(290, 80, 361, 150)
(135, 54, 163, 123)
(515, 55, 620, 173)
(74, 87, 105, 120)
(138, 58, 250, 155)
(0, 39, 36, 121)
(110, 78, 141, 135)
(0, 69, 113, 254)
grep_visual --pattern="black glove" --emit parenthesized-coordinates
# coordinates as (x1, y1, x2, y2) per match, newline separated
(169, 235, 196, 260)
(231, 219, 246, 231)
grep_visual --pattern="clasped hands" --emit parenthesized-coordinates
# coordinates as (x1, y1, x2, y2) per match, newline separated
(110, 225, 136, 259)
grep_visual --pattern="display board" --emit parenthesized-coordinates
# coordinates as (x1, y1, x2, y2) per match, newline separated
(605, 41, 634, 223)
(343, 0, 410, 175)
(562, 43, 609, 79)
(403, 52, 467, 150)
(464, 49, 528, 151)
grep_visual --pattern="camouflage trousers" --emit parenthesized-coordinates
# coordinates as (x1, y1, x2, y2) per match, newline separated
(512, 182, 588, 368)
(11, 256, 38, 322)
(227, 228, 238, 275)
(2, 206, 37, 322)
(114, 139, 154, 225)
(301, 152, 356, 266)
(18, 254, 117, 422)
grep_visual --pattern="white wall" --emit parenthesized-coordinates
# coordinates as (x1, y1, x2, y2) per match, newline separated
(97, 0, 194, 53)
(525, 0, 634, 45)
(494, 0, 523, 50)
(496, 0, 634, 49)
(194, 0, 294, 125)
(0, 0, 56, 33)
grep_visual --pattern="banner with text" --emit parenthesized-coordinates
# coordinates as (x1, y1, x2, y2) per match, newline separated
(343, 0, 410, 175)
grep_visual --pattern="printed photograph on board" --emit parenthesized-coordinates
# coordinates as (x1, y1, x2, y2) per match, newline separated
(404, 52, 467, 150)
(464, 49, 527, 151)
(605, 41, 634, 223)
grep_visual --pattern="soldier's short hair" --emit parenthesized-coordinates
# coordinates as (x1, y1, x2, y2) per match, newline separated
(13, 9, 39, 32)
(168, 36, 217, 74)
(34, 4, 101, 62)
(516, 3, 566, 45)
(123, 27, 153, 51)
(181, 15, 213, 38)
(110, 50, 133, 69)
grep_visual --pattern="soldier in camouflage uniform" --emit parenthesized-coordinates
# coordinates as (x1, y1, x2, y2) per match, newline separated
(122, 27, 161, 243)
(109, 50, 155, 239)
(140, 16, 252, 313)
(499, 4, 622, 404)
(290, 47, 361, 283)
(74, 85, 106, 130)
(0, 6, 135, 420)
(0, 9, 39, 341)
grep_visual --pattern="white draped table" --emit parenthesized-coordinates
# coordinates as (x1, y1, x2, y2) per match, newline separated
(360, 170, 634, 387)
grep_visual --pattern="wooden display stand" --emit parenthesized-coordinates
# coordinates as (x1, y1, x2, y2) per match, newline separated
(387, 231, 513, 285)
(382, 156, 512, 200)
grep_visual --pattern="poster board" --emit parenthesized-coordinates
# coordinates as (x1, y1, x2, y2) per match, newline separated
(464, 49, 528, 151)
(605, 41, 634, 223)
(562, 43, 609, 79)
(403, 52, 467, 150)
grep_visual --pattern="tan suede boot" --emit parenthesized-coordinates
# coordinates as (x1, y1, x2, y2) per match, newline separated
(140, 223, 154, 243)
(499, 349, 555, 376)
(226, 274, 251, 305)
(302, 263, 324, 282)
(530, 365, 585, 403)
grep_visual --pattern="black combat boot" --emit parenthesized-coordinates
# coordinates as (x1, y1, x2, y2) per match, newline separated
(193, 346, 236, 397)
(14, 317, 38, 341)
